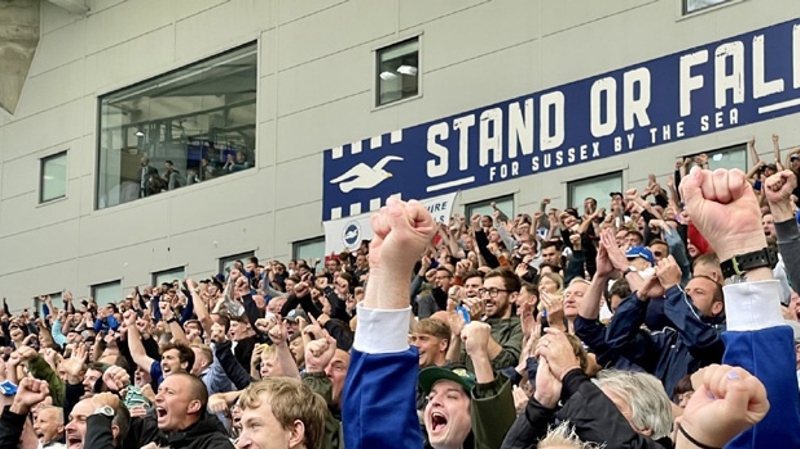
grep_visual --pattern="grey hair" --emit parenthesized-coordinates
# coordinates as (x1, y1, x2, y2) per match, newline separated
(538, 421, 603, 449)
(593, 370, 673, 440)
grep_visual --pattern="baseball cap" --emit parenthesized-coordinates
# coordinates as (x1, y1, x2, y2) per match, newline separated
(785, 320, 800, 344)
(285, 309, 309, 322)
(609, 192, 623, 198)
(418, 365, 476, 395)
(626, 246, 655, 265)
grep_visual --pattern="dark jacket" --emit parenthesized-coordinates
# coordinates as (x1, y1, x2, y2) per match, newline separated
(502, 370, 670, 449)
(605, 288, 723, 396)
(465, 316, 523, 373)
(0, 406, 26, 449)
(128, 414, 235, 449)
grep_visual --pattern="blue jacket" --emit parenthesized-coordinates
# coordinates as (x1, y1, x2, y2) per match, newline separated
(605, 286, 723, 396)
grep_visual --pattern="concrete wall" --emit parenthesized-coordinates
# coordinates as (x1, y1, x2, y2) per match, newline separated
(0, 0, 797, 310)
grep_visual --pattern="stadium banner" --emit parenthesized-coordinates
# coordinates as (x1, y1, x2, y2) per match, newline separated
(322, 17, 800, 220)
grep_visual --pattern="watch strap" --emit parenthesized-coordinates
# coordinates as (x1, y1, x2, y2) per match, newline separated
(720, 247, 778, 278)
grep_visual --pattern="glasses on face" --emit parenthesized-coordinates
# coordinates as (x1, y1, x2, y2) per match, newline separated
(652, 251, 664, 258)
(478, 287, 510, 297)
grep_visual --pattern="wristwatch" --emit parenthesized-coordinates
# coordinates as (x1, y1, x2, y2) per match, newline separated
(93, 406, 115, 417)
(720, 248, 778, 279)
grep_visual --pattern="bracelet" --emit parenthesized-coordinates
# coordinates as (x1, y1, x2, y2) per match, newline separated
(166, 318, 178, 324)
(678, 424, 720, 449)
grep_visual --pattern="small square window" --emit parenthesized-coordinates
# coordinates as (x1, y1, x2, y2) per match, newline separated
(40, 151, 67, 203)
(152, 267, 186, 287)
(683, 0, 731, 14)
(376, 38, 419, 106)
(33, 292, 62, 317)
(91, 281, 122, 307)
(293, 237, 326, 265)
(466, 195, 514, 223)
(219, 252, 255, 276)
(568, 172, 623, 212)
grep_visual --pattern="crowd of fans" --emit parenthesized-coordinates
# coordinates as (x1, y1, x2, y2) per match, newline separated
(1, 140, 800, 449)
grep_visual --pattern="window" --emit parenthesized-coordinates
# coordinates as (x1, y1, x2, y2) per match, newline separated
(686, 144, 746, 171)
(33, 292, 62, 317)
(152, 267, 186, 287)
(97, 42, 258, 209)
(684, 0, 731, 14)
(219, 251, 255, 276)
(293, 237, 326, 264)
(466, 195, 514, 222)
(568, 172, 623, 212)
(40, 151, 67, 203)
(376, 38, 419, 106)
(91, 281, 122, 306)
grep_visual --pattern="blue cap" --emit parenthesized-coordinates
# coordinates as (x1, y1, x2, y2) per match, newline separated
(626, 246, 655, 265)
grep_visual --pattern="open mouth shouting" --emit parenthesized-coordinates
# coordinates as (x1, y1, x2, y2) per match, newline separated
(428, 411, 448, 434)
(66, 433, 82, 449)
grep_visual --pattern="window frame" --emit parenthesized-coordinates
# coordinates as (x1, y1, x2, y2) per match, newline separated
(293, 236, 326, 264)
(682, 0, 734, 15)
(219, 251, 255, 276)
(684, 143, 747, 172)
(33, 292, 62, 318)
(39, 151, 68, 203)
(90, 280, 122, 307)
(151, 266, 186, 287)
(567, 171, 624, 212)
(375, 36, 421, 107)
(94, 41, 258, 210)
(465, 195, 515, 222)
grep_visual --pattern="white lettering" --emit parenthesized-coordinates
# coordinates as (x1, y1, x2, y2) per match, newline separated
(590, 77, 617, 138)
(753, 34, 784, 98)
(794, 25, 800, 89)
(624, 68, 652, 130)
(700, 115, 710, 131)
(508, 99, 534, 158)
(627, 133, 635, 149)
(453, 115, 475, 171)
(715, 111, 724, 128)
(479, 108, 503, 167)
(680, 50, 709, 117)
(426, 123, 449, 177)
(676, 121, 685, 138)
(540, 92, 565, 150)
(592, 141, 600, 157)
(714, 42, 745, 109)
(662, 124, 671, 141)
(730, 108, 739, 125)
(614, 136, 623, 152)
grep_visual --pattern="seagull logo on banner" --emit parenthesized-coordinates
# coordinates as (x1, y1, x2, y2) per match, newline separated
(329, 155, 404, 193)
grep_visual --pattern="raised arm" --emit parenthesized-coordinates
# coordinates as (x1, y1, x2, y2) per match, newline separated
(343, 198, 435, 449)
(122, 310, 157, 373)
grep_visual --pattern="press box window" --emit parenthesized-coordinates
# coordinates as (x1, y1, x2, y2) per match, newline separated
(376, 38, 419, 106)
(40, 151, 67, 203)
(684, 0, 731, 14)
(568, 172, 623, 212)
(97, 42, 258, 209)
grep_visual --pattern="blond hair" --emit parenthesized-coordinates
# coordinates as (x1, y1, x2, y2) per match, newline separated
(238, 378, 327, 449)
(538, 421, 602, 449)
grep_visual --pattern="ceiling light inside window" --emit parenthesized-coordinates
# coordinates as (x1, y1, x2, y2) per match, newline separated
(135, 129, 145, 137)
(379, 71, 398, 81)
(397, 65, 418, 76)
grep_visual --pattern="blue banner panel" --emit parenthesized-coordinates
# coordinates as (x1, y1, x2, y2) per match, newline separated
(322, 18, 800, 220)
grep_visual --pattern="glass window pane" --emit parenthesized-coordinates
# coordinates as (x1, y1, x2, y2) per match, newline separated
(293, 237, 325, 264)
(686, 145, 746, 171)
(568, 172, 623, 211)
(41, 152, 67, 202)
(152, 267, 186, 287)
(219, 252, 255, 276)
(97, 43, 258, 209)
(91, 281, 122, 307)
(685, 0, 730, 13)
(377, 38, 419, 106)
(33, 292, 62, 317)
(466, 196, 514, 221)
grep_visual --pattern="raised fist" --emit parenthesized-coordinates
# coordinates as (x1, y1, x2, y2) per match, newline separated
(369, 198, 436, 274)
